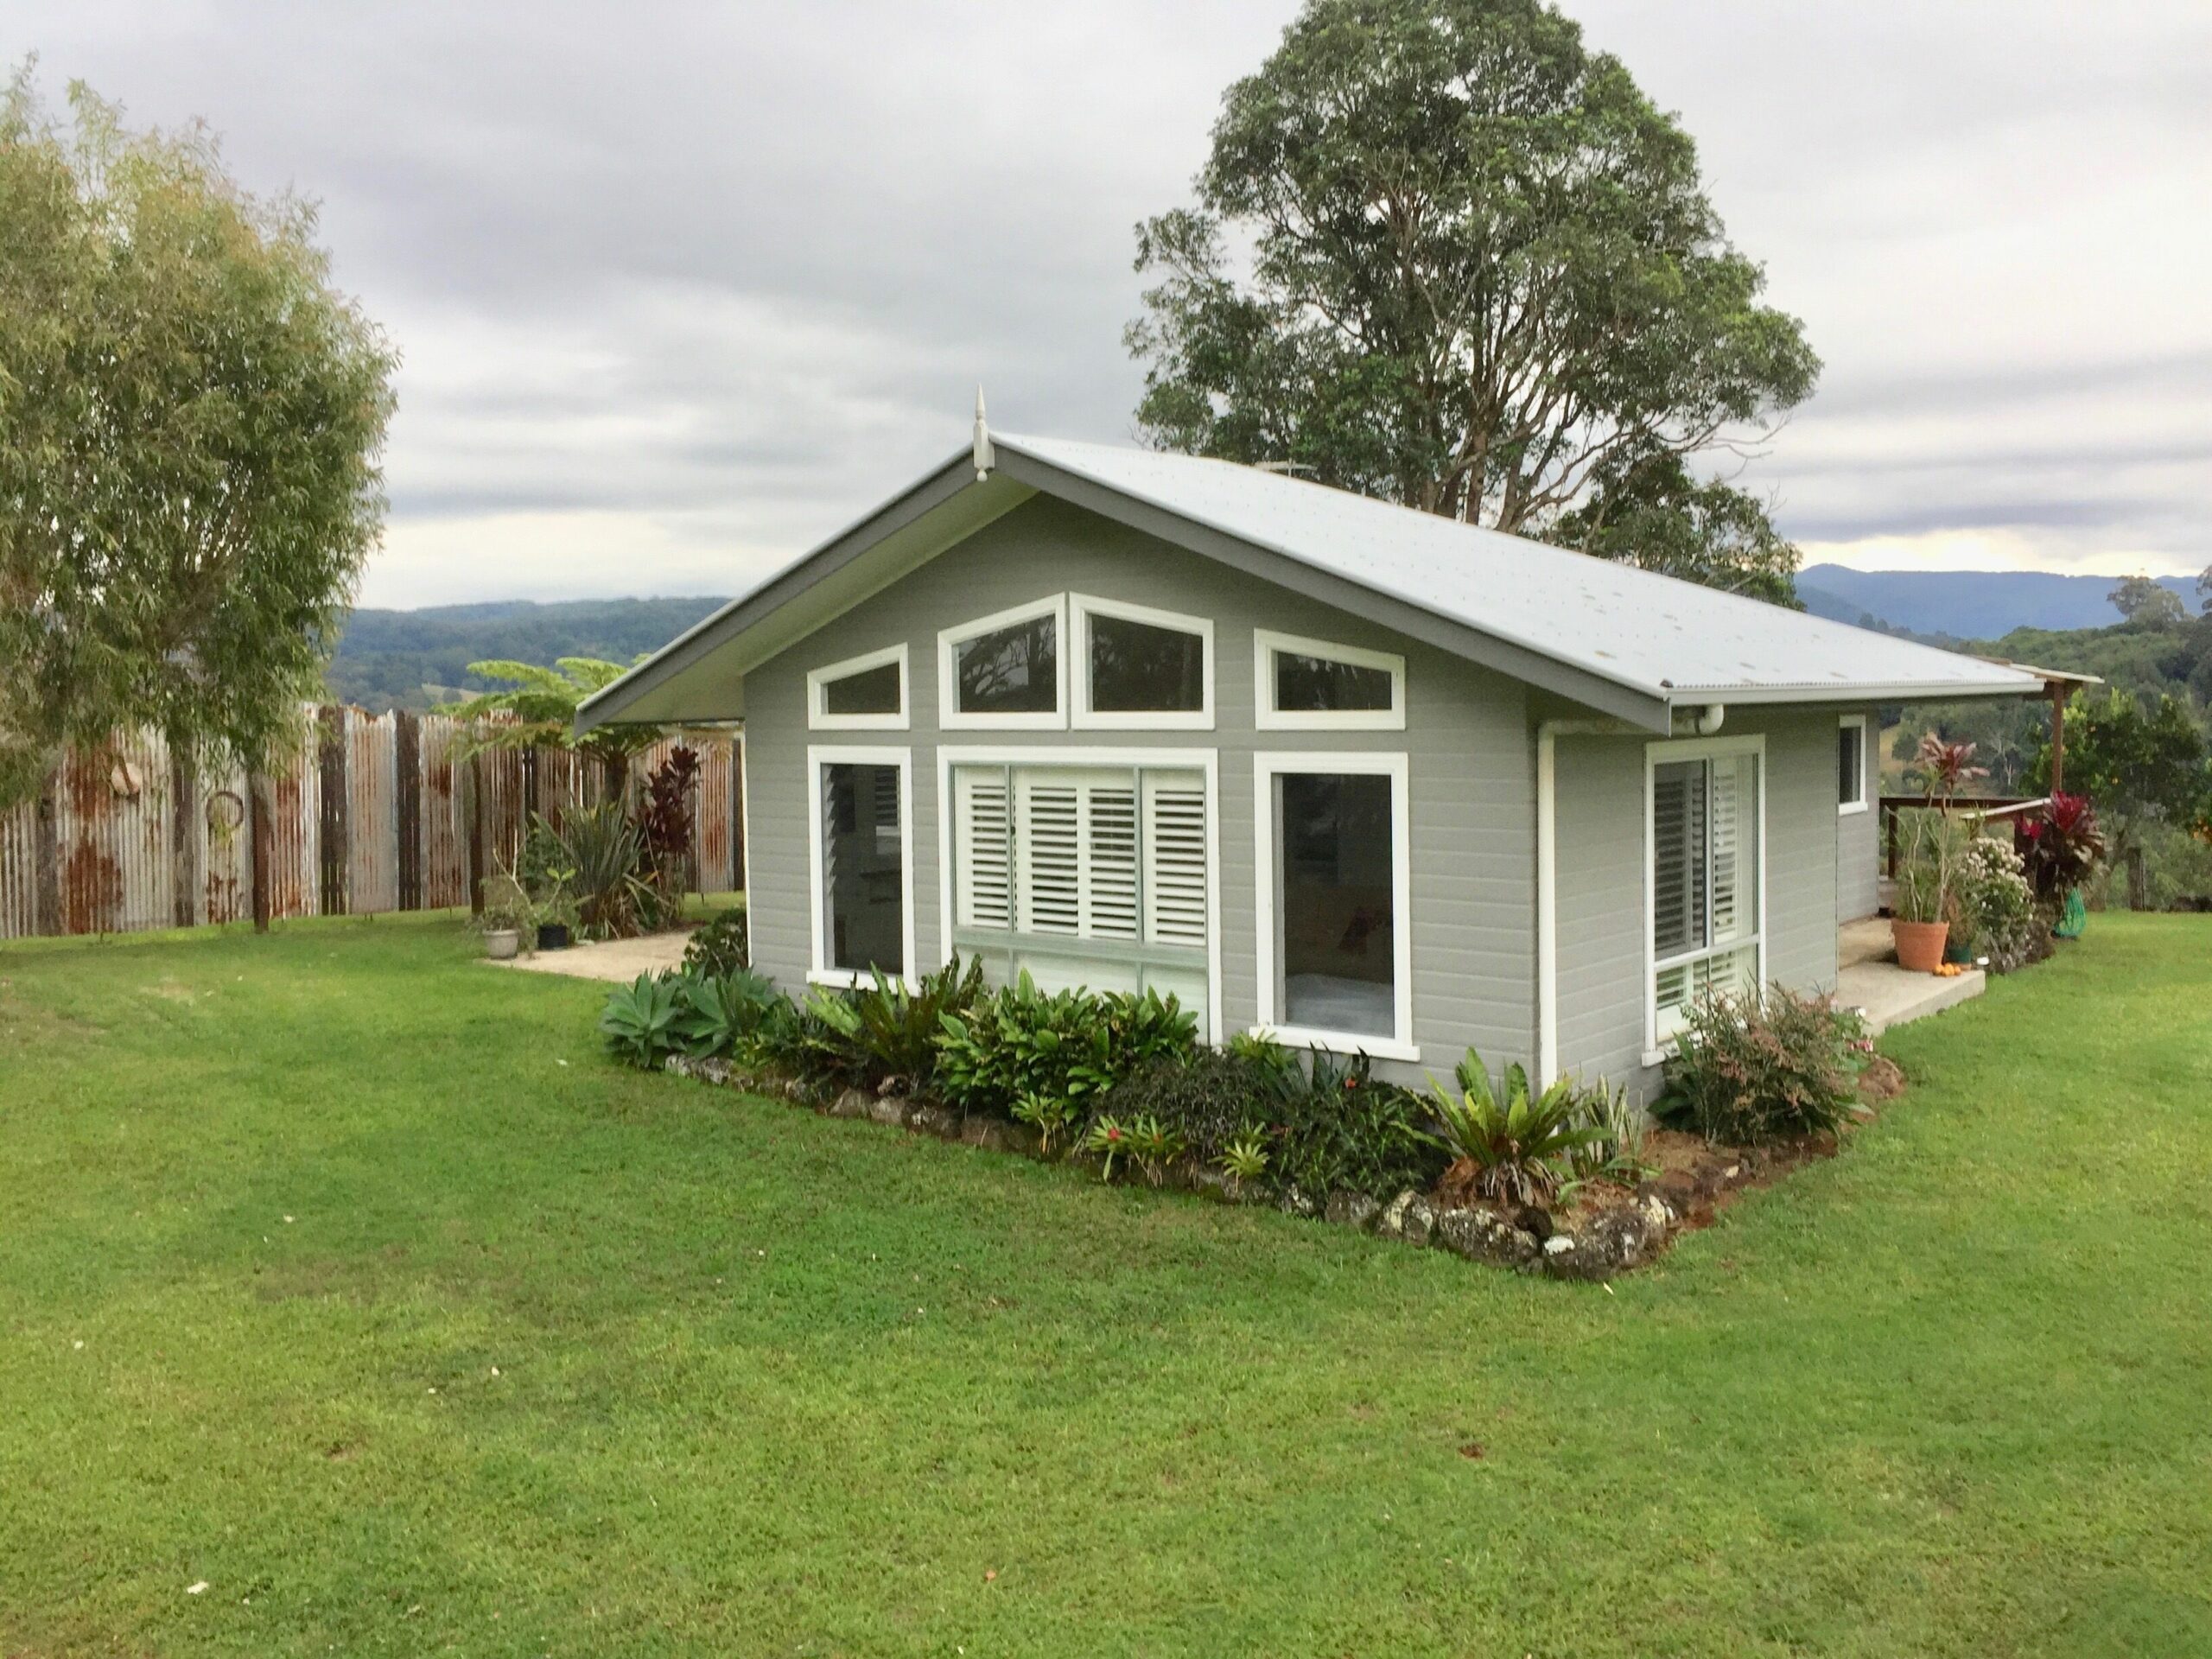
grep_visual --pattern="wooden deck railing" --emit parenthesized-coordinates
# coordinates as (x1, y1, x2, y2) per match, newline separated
(1880, 793, 2049, 879)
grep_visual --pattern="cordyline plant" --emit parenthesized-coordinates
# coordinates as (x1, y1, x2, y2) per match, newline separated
(2017, 792, 2107, 901)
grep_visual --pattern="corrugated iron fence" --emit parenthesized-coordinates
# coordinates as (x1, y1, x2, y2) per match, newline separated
(0, 709, 742, 940)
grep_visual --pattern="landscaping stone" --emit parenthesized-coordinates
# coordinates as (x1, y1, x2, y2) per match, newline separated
(1640, 1169, 1699, 1216)
(1433, 1205, 1541, 1268)
(829, 1088, 872, 1120)
(867, 1094, 911, 1128)
(1375, 1189, 1435, 1246)
(1188, 1166, 1236, 1204)
(1325, 1190, 1381, 1231)
(1277, 1184, 1319, 1220)
(1541, 1205, 1660, 1281)
(906, 1103, 958, 1139)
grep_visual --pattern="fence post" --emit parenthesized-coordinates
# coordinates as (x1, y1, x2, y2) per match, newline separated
(33, 768, 60, 937)
(317, 707, 348, 916)
(170, 748, 198, 928)
(467, 750, 486, 916)
(250, 773, 272, 933)
(395, 711, 423, 911)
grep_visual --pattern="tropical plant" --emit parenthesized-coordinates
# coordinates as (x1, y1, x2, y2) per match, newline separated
(1101, 1049, 1270, 1165)
(1262, 1050, 1445, 1202)
(1427, 1050, 1599, 1208)
(932, 976, 1197, 1120)
(447, 658, 664, 766)
(2017, 791, 2107, 902)
(599, 973, 685, 1069)
(1080, 1116, 1128, 1184)
(1012, 1092, 1081, 1155)
(682, 907, 750, 977)
(1219, 1134, 1271, 1186)
(1563, 1076, 1650, 1189)
(798, 959, 988, 1096)
(635, 745, 702, 901)
(1660, 986, 1863, 1146)
(2027, 690, 2208, 907)
(1892, 808, 1967, 926)
(673, 969, 788, 1062)
(1122, 1115, 1188, 1187)
(1910, 734, 1990, 807)
(550, 802, 648, 939)
(0, 68, 397, 810)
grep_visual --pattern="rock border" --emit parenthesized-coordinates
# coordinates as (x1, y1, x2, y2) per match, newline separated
(659, 1055, 1888, 1281)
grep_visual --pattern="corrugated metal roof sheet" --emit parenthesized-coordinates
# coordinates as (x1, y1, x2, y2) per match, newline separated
(992, 433, 2039, 704)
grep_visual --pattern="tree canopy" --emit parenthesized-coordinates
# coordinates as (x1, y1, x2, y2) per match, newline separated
(1126, 0, 1818, 596)
(2108, 573, 2186, 627)
(0, 67, 397, 806)
(446, 658, 664, 765)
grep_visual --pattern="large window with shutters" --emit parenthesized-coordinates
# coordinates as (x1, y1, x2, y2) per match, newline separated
(1645, 737, 1764, 1050)
(938, 747, 1217, 1036)
(807, 746, 914, 989)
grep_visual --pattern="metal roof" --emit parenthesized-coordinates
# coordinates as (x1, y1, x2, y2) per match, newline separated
(991, 432, 2043, 706)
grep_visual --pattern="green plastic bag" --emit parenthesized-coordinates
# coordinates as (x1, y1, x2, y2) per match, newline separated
(2054, 887, 2088, 940)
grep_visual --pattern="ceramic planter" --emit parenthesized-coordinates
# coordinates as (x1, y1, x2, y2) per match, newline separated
(1892, 918, 1949, 974)
(484, 928, 520, 961)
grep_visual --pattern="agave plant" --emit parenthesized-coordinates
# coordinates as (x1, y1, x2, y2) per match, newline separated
(1427, 1048, 1600, 1209)
(674, 969, 787, 1060)
(600, 972, 685, 1069)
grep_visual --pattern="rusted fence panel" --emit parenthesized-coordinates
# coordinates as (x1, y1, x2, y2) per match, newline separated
(0, 711, 741, 938)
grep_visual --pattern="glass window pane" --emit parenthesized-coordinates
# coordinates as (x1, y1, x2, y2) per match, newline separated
(1089, 613, 1204, 713)
(1275, 651, 1393, 713)
(821, 761, 903, 976)
(1276, 772, 1395, 1038)
(956, 614, 1057, 715)
(1837, 724, 1863, 804)
(1652, 760, 1709, 959)
(823, 660, 900, 716)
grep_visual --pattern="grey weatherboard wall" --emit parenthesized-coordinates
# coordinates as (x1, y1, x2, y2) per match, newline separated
(739, 491, 1859, 1099)
(742, 493, 1537, 1083)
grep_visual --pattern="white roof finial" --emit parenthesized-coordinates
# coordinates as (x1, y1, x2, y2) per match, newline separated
(972, 385, 995, 482)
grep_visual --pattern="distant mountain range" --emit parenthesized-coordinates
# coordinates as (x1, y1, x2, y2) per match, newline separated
(327, 595, 728, 710)
(325, 563, 2208, 710)
(1798, 564, 2202, 639)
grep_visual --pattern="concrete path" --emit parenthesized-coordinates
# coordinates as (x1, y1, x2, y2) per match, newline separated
(486, 929, 696, 982)
(1835, 914, 1986, 1035)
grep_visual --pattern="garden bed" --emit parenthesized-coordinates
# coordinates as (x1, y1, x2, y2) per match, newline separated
(656, 1047, 1910, 1282)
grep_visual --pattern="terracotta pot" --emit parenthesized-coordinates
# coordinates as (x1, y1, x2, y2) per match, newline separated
(1892, 918, 1949, 974)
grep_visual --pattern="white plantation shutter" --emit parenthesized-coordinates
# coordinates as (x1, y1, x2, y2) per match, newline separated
(1019, 779, 1082, 935)
(1651, 761, 1707, 958)
(1142, 772, 1209, 949)
(1087, 783, 1141, 940)
(1651, 747, 1762, 1039)
(1709, 755, 1747, 943)
(952, 768, 1011, 929)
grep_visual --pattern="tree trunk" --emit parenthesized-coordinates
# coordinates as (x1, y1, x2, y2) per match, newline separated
(2126, 843, 2149, 912)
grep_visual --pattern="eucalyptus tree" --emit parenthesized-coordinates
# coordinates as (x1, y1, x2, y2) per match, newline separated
(0, 67, 397, 806)
(1128, 0, 1819, 594)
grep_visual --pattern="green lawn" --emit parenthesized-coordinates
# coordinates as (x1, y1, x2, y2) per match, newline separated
(3, 913, 2209, 1656)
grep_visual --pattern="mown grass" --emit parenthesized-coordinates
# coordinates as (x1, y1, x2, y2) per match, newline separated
(3, 912, 2209, 1656)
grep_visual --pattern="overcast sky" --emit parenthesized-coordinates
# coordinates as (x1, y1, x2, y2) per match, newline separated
(16, 1, 2212, 607)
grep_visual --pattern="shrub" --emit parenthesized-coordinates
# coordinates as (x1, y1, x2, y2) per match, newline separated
(682, 906, 749, 977)
(2018, 791, 2107, 901)
(1954, 834, 2041, 972)
(1427, 1050, 1599, 1208)
(1661, 986, 1864, 1146)
(1260, 1049, 1445, 1201)
(1100, 1049, 1271, 1165)
(673, 968, 789, 1062)
(933, 974, 1198, 1119)
(600, 972, 685, 1069)
(797, 958, 986, 1095)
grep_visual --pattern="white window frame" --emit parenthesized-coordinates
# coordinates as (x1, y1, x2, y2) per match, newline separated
(1253, 629, 1407, 731)
(807, 642, 909, 732)
(938, 594, 1068, 731)
(935, 744, 1222, 1042)
(1837, 714, 1869, 816)
(806, 743, 917, 991)
(1068, 593, 1215, 731)
(1641, 733, 1767, 1065)
(1252, 750, 1417, 1063)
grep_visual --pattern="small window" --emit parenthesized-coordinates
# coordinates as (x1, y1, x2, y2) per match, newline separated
(939, 597, 1066, 729)
(1255, 630, 1405, 730)
(808, 747, 912, 988)
(1071, 594, 1213, 729)
(1837, 716, 1868, 814)
(1647, 740, 1763, 1052)
(1254, 752, 1414, 1060)
(808, 644, 907, 730)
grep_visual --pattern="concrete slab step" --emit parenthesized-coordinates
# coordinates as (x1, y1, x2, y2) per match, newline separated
(1837, 957, 1985, 1036)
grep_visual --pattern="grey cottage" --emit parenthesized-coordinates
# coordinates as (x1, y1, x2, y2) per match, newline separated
(579, 421, 2043, 1098)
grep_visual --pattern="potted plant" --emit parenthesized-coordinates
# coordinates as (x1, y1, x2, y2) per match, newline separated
(1891, 810, 1962, 972)
(535, 867, 578, 951)
(477, 868, 533, 961)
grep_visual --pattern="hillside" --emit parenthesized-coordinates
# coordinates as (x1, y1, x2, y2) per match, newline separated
(325, 596, 728, 710)
(1801, 564, 2202, 638)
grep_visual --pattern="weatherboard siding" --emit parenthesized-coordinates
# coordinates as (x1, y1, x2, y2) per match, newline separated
(1552, 709, 1841, 1103)
(741, 493, 1536, 1083)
